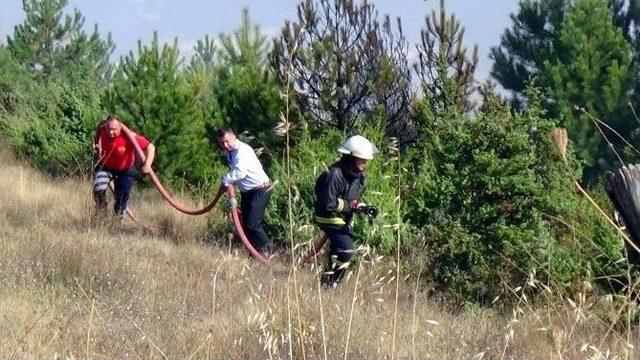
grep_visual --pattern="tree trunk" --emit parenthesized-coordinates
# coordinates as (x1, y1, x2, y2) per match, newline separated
(605, 164, 640, 265)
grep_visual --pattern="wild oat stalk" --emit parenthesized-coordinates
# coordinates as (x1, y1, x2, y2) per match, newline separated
(131, 318, 168, 359)
(552, 120, 640, 357)
(550, 127, 640, 256)
(577, 106, 640, 156)
(344, 246, 367, 360)
(411, 269, 421, 360)
(580, 108, 640, 347)
(389, 137, 402, 360)
(86, 300, 95, 358)
(285, 282, 294, 359)
(629, 101, 640, 128)
(274, 36, 307, 360)
(186, 333, 213, 360)
(311, 242, 329, 360)
(578, 106, 640, 353)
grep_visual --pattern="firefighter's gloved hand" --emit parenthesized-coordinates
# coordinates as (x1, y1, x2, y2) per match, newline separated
(354, 202, 378, 218)
(361, 205, 379, 218)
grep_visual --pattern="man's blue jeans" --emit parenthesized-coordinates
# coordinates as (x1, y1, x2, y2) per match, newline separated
(93, 166, 135, 215)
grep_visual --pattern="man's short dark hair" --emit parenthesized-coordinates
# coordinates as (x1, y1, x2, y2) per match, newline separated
(106, 114, 121, 123)
(217, 126, 235, 138)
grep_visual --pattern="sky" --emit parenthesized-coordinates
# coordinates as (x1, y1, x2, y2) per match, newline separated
(0, 0, 519, 82)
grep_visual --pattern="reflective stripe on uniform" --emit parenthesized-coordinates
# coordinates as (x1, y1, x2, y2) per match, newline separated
(315, 215, 346, 225)
(337, 198, 345, 212)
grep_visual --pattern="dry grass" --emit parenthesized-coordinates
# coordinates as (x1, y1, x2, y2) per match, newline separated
(1, 152, 638, 359)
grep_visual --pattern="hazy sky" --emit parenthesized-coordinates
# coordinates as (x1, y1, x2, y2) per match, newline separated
(1, 1, 519, 82)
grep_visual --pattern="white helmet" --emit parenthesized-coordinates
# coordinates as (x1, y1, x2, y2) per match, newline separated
(337, 135, 377, 160)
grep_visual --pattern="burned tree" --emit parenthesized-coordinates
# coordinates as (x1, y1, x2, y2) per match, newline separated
(271, 0, 411, 135)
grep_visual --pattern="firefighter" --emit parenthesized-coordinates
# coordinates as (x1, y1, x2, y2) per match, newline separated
(314, 135, 378, 286)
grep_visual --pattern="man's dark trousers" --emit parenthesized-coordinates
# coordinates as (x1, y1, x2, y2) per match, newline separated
(240, 187, 272, 253)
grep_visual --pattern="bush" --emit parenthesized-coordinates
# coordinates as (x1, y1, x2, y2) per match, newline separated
(407, 105, 546, 304)
(405, 95, 624, 305)
(2, 64, 104, 176)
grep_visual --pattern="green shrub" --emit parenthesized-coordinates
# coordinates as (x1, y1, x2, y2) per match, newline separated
(405, 95, 624, 305)
(3, 65, 104, 176)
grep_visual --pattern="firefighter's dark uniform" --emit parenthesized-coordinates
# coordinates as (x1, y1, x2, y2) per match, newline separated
(314, 156, 365, 285)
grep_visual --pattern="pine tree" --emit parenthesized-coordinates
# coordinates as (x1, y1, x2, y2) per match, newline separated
(186, 36, 219, 149)
(106, 32, 214, 185)
(541, 0, 636, 179)
(190, 34, 217, 71)
(218, 9, 269, 68)
(490, 0, 639, 107)
(489, 0, 566, 107)
(211, 9, 283, 151)
(7, 0, 114, 82)
(414, 0, 479, 114)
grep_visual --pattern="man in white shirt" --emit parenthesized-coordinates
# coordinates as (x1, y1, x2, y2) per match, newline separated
(217, 127, 272, 255)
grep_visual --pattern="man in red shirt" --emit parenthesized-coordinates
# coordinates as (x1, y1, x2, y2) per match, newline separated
(93, 115, 155, 217)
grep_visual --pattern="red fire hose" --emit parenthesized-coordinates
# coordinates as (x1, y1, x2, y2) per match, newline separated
(116, 124, 270, 265)
(120, 124, 225, 216)
(297, 235, 328, 267)
(226, 186, 271, 265)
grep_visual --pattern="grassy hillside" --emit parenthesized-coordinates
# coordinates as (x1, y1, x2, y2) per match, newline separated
(0, 152, 635, 359)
